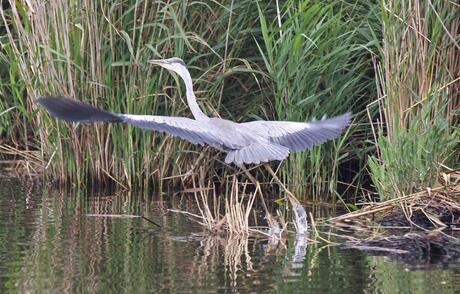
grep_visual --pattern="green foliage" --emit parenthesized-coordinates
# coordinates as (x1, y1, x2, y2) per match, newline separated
(256, 0, 376, 197)
(369, 0, 460, 199)
(0, 0, 265, 187)
(369, 113, 459, 200)
(1, 0, 458, 203)
(0, 0, 378, 197)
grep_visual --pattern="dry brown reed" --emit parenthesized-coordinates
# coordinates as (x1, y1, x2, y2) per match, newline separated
(0, 0, 268, 188)
(169, 176, 271, 236)
(330, 184, 460, 231)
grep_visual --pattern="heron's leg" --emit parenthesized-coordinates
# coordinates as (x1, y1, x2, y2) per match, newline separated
(262, 164, 298, 204)
(263, 163, 308, 234)
(237, 164, 280, 234)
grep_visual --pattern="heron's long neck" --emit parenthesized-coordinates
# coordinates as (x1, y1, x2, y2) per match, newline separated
(180, 70, 208, 121)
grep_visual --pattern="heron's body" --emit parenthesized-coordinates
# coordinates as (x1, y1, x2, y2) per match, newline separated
(37, 57, 351, 165)
(207, 118, 258, 149)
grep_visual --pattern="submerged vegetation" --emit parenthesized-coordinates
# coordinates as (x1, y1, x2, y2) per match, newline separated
(0, 0, 458, 210)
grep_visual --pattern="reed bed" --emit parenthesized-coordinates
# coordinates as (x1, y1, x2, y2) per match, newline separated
(0, 0, 268, 188)
(0, 0, 376, 197)
(369, 0, 460, 200)
(0, 0, 458, 213)
(256, 0, 376, 198)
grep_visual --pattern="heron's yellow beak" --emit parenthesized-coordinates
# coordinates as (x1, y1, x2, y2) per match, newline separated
(148, 59, 165, 66)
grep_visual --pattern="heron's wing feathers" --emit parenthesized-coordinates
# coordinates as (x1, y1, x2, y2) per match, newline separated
(119, 114, 223, 147)
(37, 97, 223, 147)
(242, 113, 351, 151)
(37, 97, 123, 123)
(225, 142, 289, 165)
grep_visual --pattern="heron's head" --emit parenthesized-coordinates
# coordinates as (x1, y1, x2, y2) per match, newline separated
(148, 57, 187, 76)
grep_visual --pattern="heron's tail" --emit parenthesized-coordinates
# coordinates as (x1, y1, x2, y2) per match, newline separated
(225, 142, 289, 165)
(37, 97, 122, 123)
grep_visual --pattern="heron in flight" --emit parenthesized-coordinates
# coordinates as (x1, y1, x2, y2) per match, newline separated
(37, 57, 351, 165)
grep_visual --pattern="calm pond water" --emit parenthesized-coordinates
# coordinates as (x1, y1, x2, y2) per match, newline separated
(1, 176, 459, 293)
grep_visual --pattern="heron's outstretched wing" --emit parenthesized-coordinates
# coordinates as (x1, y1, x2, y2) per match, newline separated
(37, 97, 224, 148)
(241, 113, 351, 151)
(119, 114, 224, 147)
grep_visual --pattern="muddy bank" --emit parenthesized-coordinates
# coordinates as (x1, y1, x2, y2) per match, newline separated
(331, 185, 460, 266)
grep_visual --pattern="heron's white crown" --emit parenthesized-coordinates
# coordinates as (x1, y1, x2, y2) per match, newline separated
(148, 57, 186, 74)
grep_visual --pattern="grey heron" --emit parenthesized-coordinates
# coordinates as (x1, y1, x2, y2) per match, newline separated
(37, 57, 351, 165)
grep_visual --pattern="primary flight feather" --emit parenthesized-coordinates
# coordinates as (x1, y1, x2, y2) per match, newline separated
(37, 57, 351, 165)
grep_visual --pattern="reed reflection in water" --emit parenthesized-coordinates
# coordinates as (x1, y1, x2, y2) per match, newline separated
(0, 177, 459, 293)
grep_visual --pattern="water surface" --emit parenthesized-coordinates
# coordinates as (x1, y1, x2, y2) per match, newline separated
(0, 177, 459, 293)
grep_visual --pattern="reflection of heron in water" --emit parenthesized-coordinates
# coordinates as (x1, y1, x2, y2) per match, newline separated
(38, 58, 351, 234)
(37, 57, 351, 165)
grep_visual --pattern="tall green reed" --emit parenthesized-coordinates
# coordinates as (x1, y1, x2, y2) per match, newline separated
(0, 0, 265, 188)
(7, 0, 451, 206)
(256, 0, 376, 199)
(369, 0, 459, 199)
